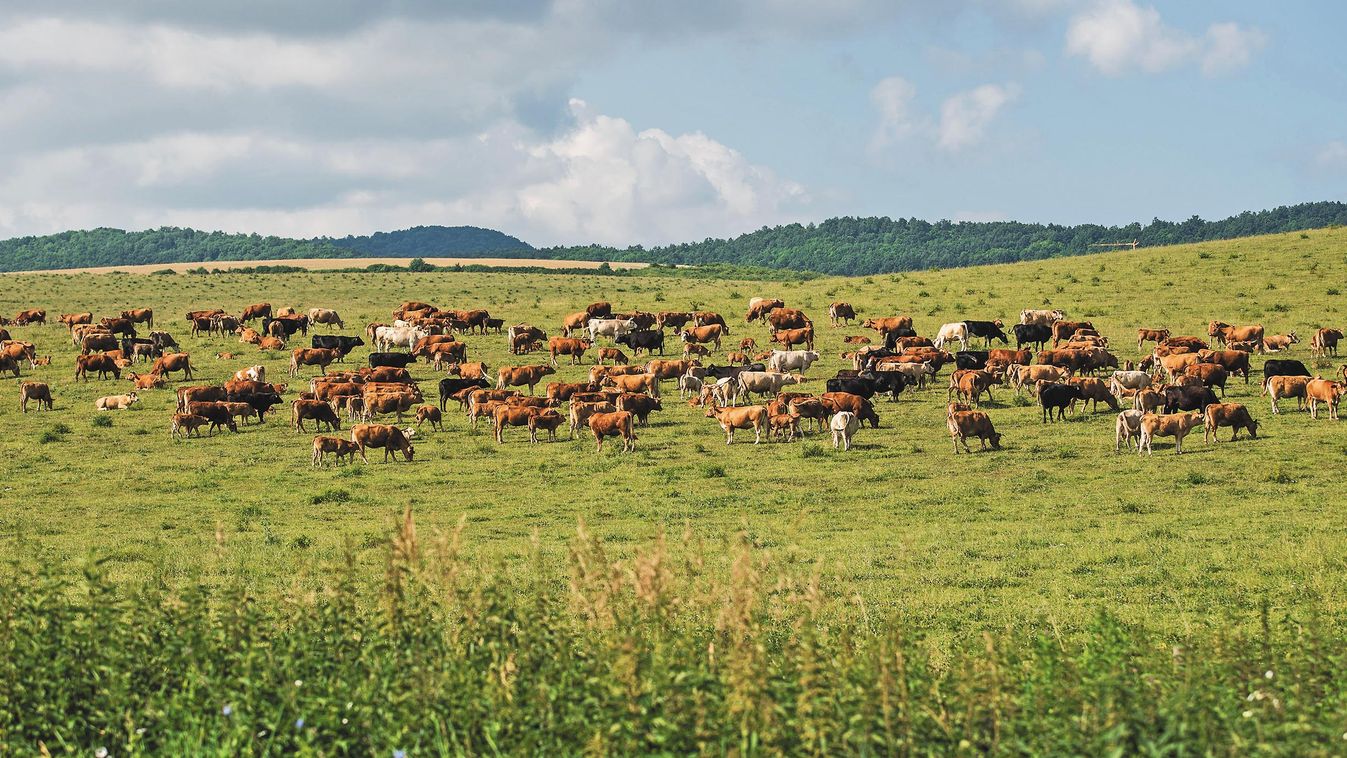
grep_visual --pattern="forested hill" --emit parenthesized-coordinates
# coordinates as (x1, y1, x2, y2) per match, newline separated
(1, 202, 1343, 274)
(543, 201, 1347, 275)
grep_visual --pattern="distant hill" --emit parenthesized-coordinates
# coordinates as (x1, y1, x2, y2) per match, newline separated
(1, 202, 1343, 274)
(540, 201, 1347, 275)
(320, 225, 532, 257)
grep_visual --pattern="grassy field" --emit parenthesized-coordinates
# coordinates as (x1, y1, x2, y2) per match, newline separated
(2, 227, 1346, 640)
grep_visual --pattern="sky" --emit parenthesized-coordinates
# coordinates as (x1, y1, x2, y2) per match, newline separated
(0, 0, 1341, 247)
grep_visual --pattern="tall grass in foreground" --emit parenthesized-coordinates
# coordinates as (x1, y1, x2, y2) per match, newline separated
(2, 511, 1345, 756)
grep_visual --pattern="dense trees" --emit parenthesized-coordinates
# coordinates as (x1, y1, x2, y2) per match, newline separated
(1, 202, 1343, 274)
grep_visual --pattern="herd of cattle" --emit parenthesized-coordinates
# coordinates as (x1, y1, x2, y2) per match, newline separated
(3, 297, 1345, 462)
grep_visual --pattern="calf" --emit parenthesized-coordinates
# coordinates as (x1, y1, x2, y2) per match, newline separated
(414, 405, 443, 431)
(1136, 328, 1170, 349)
(528, 409, 566, 442)
(171, 413, 210, 439)
(1311, 328, 1343, 358)
(589, 410, 637, 452)
(292, 399, 342, 432)
(19, 382, 52, 413)
(312, 436, 361, 466)
(1114, 410, 1145, 453)
(1138, 412, 1205, 455)
(596, 347, 628, 365)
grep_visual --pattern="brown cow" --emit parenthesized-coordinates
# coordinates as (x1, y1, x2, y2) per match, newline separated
(187, 401, 239, 434)
(646, 359, 697, 383)
(656, 311, 694, 333)
(589, 410, 636, 452)
(1184, 363, 1229, 396)
(704, 401, 768, 444)
(843, 335, 871, 345)
(615, 392, 662, 425)
(312, 436, 361, 466)
(1067, 376, 1119, 413)
(1203, 403, 1258, 442)
(1306, 378, 1344, 420)
(1137, 328, 1170, 349)
(172, 413, 210, 439)
(770, 327, 814, 351)
(569, 400, 617, 438)
(528, 409, 566, 442)
(948, 410, 1002, 453)
(176, 385, 227, 411)
(1195, 349, 1251, 383)
(1209, 321, 1264, 350)
(75, 353, 120, 381)
(496, 364, 556, 394)
(493, 404, 540, 443)
(1138, 411, 1205, 454)
(1051, 321, 1093, 347)
(819, 392, 880, 428)
(746, 298, 785, 323)
(59, 312, 93, 329)
(447, 361, 490, 381)
(241, 303, 272, 321)
(595, 347, 628, 365)
(561, 311, 592, 337)
(82, 333, 119, 354)
(765, 308, 810, 332)
(19, 382, 52, 412)
(151, 352, 194, 381)
(14, 308, 46, 325)
(259, 336, 286, 351)
(546, 381, 599, 402)
(862, 316, 912, 335)
(828, 301, 857, 327)
(603, 372, 661, 397)
(351, 424, 415, 462)
(682, 324, 726, 350)
(1311, 328, 1343, 358)
(290, 348, 339, 376)
(127, 371, 166, 390)
(1265, 375, 1310, 414)
(120, 308, 154, 327)
(292, 399, 342, 431)
(1262, 332, 1299, 353)
(548, 337, 591, 366)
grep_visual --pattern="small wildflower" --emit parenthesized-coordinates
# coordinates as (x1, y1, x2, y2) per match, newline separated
(257, 730, 268, 738)
(295, 718, 305, 729)
(1242, 710, 1253, 718)
(294, 679, 303, 687)
(135, 728, 145, 736)
(342, 718, 349, 725)
(95, 748, 108, 758)
(1265, 670, 1274, 680)
(222, 705, 233, 717)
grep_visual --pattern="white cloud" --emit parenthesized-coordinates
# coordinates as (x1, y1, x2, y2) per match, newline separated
(1065, 0, 1265, 77)
(937, 83, 1019, 152)
(0, 101, 809, 247)
(869, 76, 920, 150)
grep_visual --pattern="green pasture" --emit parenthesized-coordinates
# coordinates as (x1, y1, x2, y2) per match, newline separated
(2, 228, 1346, 636)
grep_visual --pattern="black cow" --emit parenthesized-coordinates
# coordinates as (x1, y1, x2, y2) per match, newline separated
(1039, 382, 1083, 422)
(1262, 359, 1311, 387)
(369, 352, 418, 369)
(827, 371, 908, 402)
(1163, 386, 1219, 414)
(882, 328, 918, 350)
(955, 351, 989, 371)
(312, 335, 365, 359)
(615, 329, 665, 355)
(437, 376, 490, 412)
(235, 392, 285, 422)
(149, 331, 179, 350)
(262, 316, 308, 337)
(964, 320, 1008, 346)
(1014, 323, 1052, 351)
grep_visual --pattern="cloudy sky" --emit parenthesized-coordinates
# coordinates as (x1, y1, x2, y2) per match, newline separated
(0, 1, 1340, 246)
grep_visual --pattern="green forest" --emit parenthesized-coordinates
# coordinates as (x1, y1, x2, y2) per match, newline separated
(1, 201, 1343, 274)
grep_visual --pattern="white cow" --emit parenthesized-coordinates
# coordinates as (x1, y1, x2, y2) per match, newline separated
(766, 350, 820, 375)
(374, 325, 428, 352)
(233, 365, 266, 383)
(678, 374, 703, 399)
(830, 411, 859, 451)
(932, 322, 969, 351)
(95, 392, 139, 410)
(736, 371, 805, 400)
(1114, 409, 1145, 453)
(588, 318, 638, 343)
(877, 360, 937, 388)
(1108, 370, 1152, 396)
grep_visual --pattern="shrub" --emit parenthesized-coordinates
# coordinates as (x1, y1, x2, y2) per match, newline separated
(91, 415, 113, 428)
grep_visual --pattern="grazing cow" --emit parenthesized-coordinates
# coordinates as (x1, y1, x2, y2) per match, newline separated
(948, 410, 1002, 454)
(561, 311, 592, 337)
(59, 312, 94, 329)
(1139, 411, 1205, 455)
(588, 318, 639, 343)
(1114, 410, 1145, 453)
(94, 392, 139, 410)
(819, 392, 880, 428)
(14, 308, 46, 325)
(493, 405, 541, 443)
(769, 327, 814, 351)
(1012, 323, 1052, 351)
(241, 303, 271, 322)
(528, 409, 566, 442)
(589, 410, 637, 452)
(656, 311, 694, 333)
(1039, 382, 1082, 422)
(289, 348, 340, 376)
(1208, 321, 1264, 350)
(862, 316, 913, 336)
(351, 424, 415, 462)
(1162, 385, 1220, 414)
(1311, 328, 1343, 358)
(737, 370, 806, 400)
(951, 369, 1001, 407)
(19, 381, 52, 413)
(596, 346, 628, 365)
(746, 298, 785, 323)
(1109, 370, 1152, 396)
(828, 302, 856, 327)
(1203, 403, 1258, 442)
(1137, 328, 1170, 349)
(1067, 377, 1119, 414)
(964, 320, 1008, 347)
(75, 354, 121, 381)
(1020, 309, 1064, 326)
(292, 399, 342, 431)
(586, 302, 613, 319)
(369, 352, 417, 369)
(1195, 349, 1251, 383)
(682, 343, 712, 359)
(1262, 332, 1299, 353)
(1184, 363, 1229, 396)
(308, 308, 344, 330)
(187, 401, 239, 434)
(172, 413, 210, 439)
(766, 350, 820, 375)
(681, 324, 727, 350)
(616, 393, 662, 425)
(1306, 378, 1345, 420)
(829, 411, 860, 451)
(932, 323, 969, 351)
(1266, 375, 1311, 414)
(704, 402, 768, 444)
(548, 337, 591, 366)
(312, 436, 361, 466)
(615, 329, 665, 356)
(496, 364, 556, 395)
(311, 335, 365, 358)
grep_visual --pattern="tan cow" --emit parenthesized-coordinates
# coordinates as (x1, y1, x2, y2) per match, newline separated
(705, 401, 768, 444)
(1138, 412, 1205, 455)
(19, 382, 53, 412)
(1265, 375, 1311, 414)
(603, 372, 661, 397)
(1310, 328, 1343, 358)
(1203, 403, 1259, 442)
(289, 348, 339, 376)
(948, 410, 1002, 454)
(1306, 378, 1344, 420)
(496, 364, 556, 395)
(589, 410, 637, 452)
(95, 392, 139, 410)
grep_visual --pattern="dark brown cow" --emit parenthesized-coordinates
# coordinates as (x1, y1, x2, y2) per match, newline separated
(988, 348, 1032, 366)
(615, 392, 662, 425)
(1203, 403, 1258, 442)
(312, 436, 361, 466)
(1195, 349, 1251, 383)
(19, 382, 52, 412)
(1184, 363, 1229, 396)
(75, 353, 120, 381)
(589, 410, 636, 452)
(289, 348, 340, 376)
(528, 409, 566, 442)
(121, 308, 154, 327)
(682, 324, 726, 350)
(746, 298, 785, 323)
(292, 399, 341, 431)
(770, 327, 814, 351)
(548, 337, 590, 366)
(546, 381, 599, 402)
(241, 303, 272, 321)
(656, 311, 694, 332)
(82, 333, 120, 353)
(187, 401, 239, 434)
(819, 391, 880, 428)
(765, 308, 810, 332)
(585, 302, 613, 319)
(176, 385, 227, 411)
(14, 309, 46, 325)
(151, 352, 194, 380)
(59, 312, 93, 329)
(828, 302, 856, 327)
(493, 404, 540, 443)
(351, 424, 414, 462)
(1050, 320, 1093, 347)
